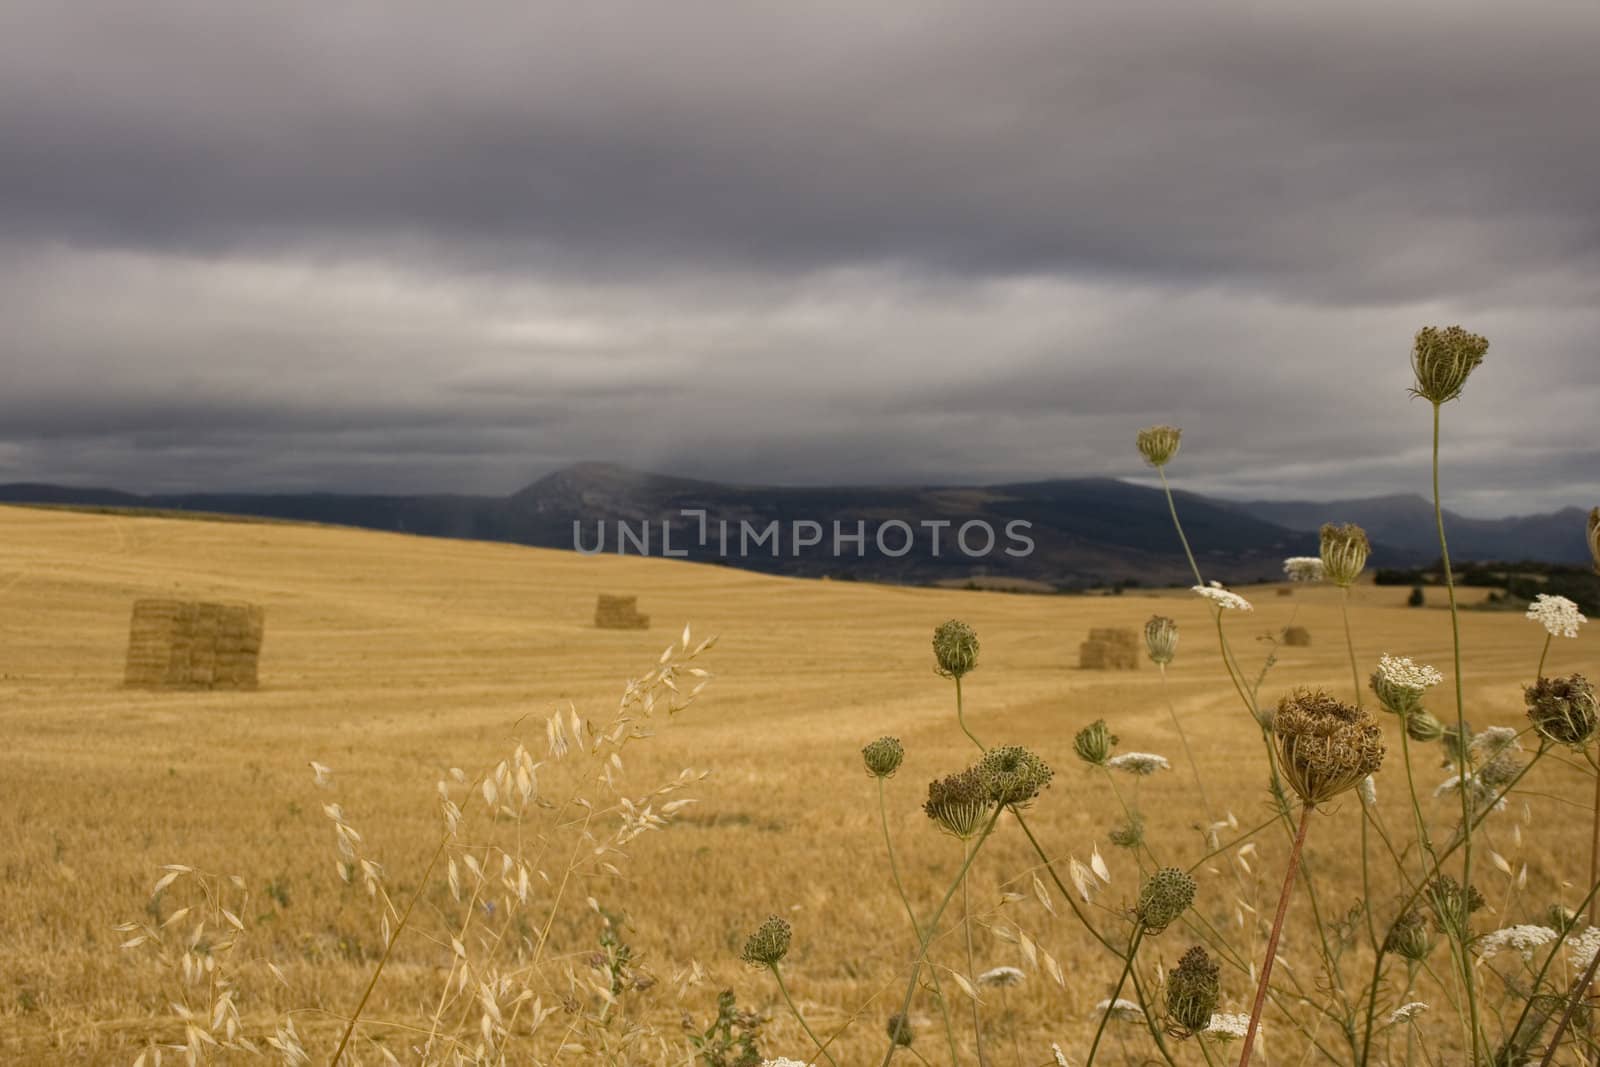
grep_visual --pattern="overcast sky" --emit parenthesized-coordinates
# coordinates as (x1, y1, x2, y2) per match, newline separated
(2, 2, 1597, 516)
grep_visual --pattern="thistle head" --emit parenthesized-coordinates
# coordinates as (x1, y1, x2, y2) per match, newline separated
(1144, 615, 1180, 665)
(1165, 945, 1221, 1038)
(740, 916, 791, 967)
(1319, 523, 1371, 588)
(1405, 710, 1445, 743)
(1411, 325, 1488, 405)
(1273, 689, 1386, 807)
(923, 768, 994, 839)
(1136, 424, 1183, 468)
(1371, 654, 1443, 717)
(1074, 719, 1119, 766)
(1526, 675, 1598, 748)
(978, 745, 1054, 807)
(862, 736, 905, 778)
(1588, 508, 1600, 576)
(932, 619, 979, 679)
(1384, 910, 1435, 962)
(886, 1013, 913, 1047)
(1136, 866, 1197, 935)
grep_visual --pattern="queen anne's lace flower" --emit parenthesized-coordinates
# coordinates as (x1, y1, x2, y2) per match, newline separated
(1568, 926, 1600, 973)
(1389, 1002, 1429, 1024)
(1107, 752, 1170, 776)
(1283, 557, 1325, 582)
(762, 1060, 810, 1067)
(1193, 582, 1253, 612)
(1527, 594, 1587, 639)
(1478, 925, 1558, 961)
(1206, 1013, 1252, 1040)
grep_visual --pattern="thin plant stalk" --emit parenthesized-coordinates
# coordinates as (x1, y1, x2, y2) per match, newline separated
(770, 963, 839, 1067)
(1592, 760, 1600, 929)
(1160, 661, 1217, 835)
(1085, 923, 1147, 1067)
(1157, 466, 1204, 586)
(955, 675, 984, 752)
(1239, 804, 1314, 1067)
(1340, 587, 1363, 708)
(1537, 633, 1552, 680)
(1537, 935, 1600, 1067)
(961, 838, 989, 1067)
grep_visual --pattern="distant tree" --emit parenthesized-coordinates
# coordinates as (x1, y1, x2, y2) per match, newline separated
(1408, 586, 1425, 608)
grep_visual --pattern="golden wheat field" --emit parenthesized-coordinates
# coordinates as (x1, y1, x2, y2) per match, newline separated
(0, 503, 1592, 1065)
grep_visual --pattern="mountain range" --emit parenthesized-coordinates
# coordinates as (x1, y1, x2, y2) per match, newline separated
(1, 463, 1589, 589)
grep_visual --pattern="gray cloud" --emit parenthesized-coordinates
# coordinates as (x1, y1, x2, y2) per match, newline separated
(1, 1, 1597, 514)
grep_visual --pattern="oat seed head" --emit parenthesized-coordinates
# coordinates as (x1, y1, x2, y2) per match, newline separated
(1273, 689, 1386, 806)
(1136, 866, 1197, 935)
(1144, 615, 1179, 665)
(1137, 424, 1182, 468)
(862, 736, 905, 778)
(1411, 325, 1489, 405)
(933, 619, 980, 679)
(1319, 523, 1371, 588)
(1526, 674, 1599, 748)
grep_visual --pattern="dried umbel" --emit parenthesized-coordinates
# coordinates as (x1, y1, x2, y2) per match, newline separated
(932, 619, 979, 679)
(978, 745, 1054, 806)
(886, 1012, 913, 1047)
(862, 736, 905, 778)
(923, 768, 994, 839)
(1273, 689, 1386, 807)
(1370, 654, 1443, 716)
(1589, 507, 1600, 575)
(1074, 719, 1119, 766)
(1144, 615, 1179, 665)
(740, 916, 791, 967)
(1384, 910, 1434, 962)
(1425, 875, 1484, 941)
(1319, 523, 1371, 588)
(1526, 674, 1599, 748)
(1166, 945, 1221, 1038)
(1405, 709, 1445, 743)
(1136, 867, 1197, 935)
(1136, 424, 1183, 468)
(1411, 325, 1489, 405)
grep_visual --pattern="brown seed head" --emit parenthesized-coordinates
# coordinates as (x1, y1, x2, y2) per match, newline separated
(1273, 689, 1386, 806)
(1525, 675, 1599, 748)
(1411, 325, 1489, 405)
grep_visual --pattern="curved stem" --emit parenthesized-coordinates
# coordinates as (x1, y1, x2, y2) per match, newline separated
(1537, 633, 1552, 680)
(955, 675, 984, 753)
(1085, 924, 1146, 1067)
(1538, 933, 1600, 1067)
(771, 964, 839, 1067)
(1240, 804, 1314, 1067)
(1158, 466, 1205, 586)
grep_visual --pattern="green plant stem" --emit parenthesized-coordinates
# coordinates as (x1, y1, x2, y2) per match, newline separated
(771, 964, 838, 1067)
(961, 837, 989, 1067)
(1240, 803, 1314, 1067)
(1431, 400, 1482, 1066)
(1160, 662, 1217, 835)
(881, 808, 1005, 1067)
(1592, 762, 1600, 930)
(1085, 923, 1146, 1067)
(1501, 874, 1600, 1058)
(877, 777, 962, 1067)
(955, 675, 984, 752)
(1537, 633, 1552, 680)
(1341, 586, 1363, 708)
(1539, 932, 1600, 1067)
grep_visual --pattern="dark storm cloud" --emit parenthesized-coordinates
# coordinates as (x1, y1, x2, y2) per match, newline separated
(1, 1, 1597, 512)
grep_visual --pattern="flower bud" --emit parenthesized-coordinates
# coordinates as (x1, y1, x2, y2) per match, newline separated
(1384, 910, 1434, 962)
(1525, 674, 1599, 748)
(1273, 689, 1385, 807)
(1320, 523, 1371, 588)
(923, 768, 993, 839)
(886, 1013, 913, 1047)
(1074, 719, 1119, 766)
(862, 736, 905, 778)
(1165, 946, 1220, 1038)
(740, 916, 791, 967)
(1405, 710, 1445, 743)
(1136, 425, 1182, 468)
(932, 619, 979, 679)
(1136, 867, 1197, 935)
(1371, 654, 1442, 716)
(1411, 326, 1489, 405)
(1144, 615, 1179, 665)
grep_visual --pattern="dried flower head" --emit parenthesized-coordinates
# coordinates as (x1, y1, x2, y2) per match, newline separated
(1526, 594, 1587, 639)
(1589, 508, 1600, 576)
(1371, 654, 1444, 716)
(1136, 867, 1197, 935)
(886, 1012, 913, 1046)
(1385, 910, 1434, 961)
(1411, 325, 1489, 405)
(1192, 582, 1253, 612)
(1283, 556, 1325, 583)
(1110, 811, 1146, 850)
(1319, 523, 1371, 588)
(979, 745, 1054, 806)
(1273, 689, 1386, 806)
(1425, 875, 1485, 940)
(979, 965, 1026, 988)
(1526, 674, 1599, 747)
(740, 916, 791, 967)
(1107, 752, 1171, 777)
(933, 619, 980, 679)
(862, 736, 905, 778)
(1405, 709, 1445, 743)
(1137, 424, 1182, 467)
(1144, 615, 1180, 665)
(1389, 1002, 1429, 1025)
(1165, 945, 1221, 1037)
(923, 768, 995, 839)
(1074, 719, 1119, 766)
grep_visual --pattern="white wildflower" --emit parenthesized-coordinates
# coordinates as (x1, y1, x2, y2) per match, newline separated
(1569, 926, 1600, 974)
(1283, 557, 1325, 582)
(762, 1060, 810, 1067)
(1107, 752, 1171, 776)
(1478, 925, 1558, 961)
(1052, 1043, 1071, 1066)
(1389, 1002, 1429, 1024)
(1193, 582, 1253, 612)
(1375, 654, 1443, 692)
(979, 965, 1026, 988)
(1093, 997, 1145, 1022)
(1527, 594, 1586, 639)
(1206, 1013, 1252, 1040)
(1474, 726, 1523, 757)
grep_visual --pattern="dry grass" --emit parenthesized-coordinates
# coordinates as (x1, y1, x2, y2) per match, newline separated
(0, 504, 1589, 1064)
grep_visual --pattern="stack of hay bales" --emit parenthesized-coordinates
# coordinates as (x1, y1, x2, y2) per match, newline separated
(1078, 627, 1140, 670)
(1276, 587, 1294, 597)
(124, 598, 265, 690)
(594, 594, 650, 631)
(1282, 625, 1312, 647)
